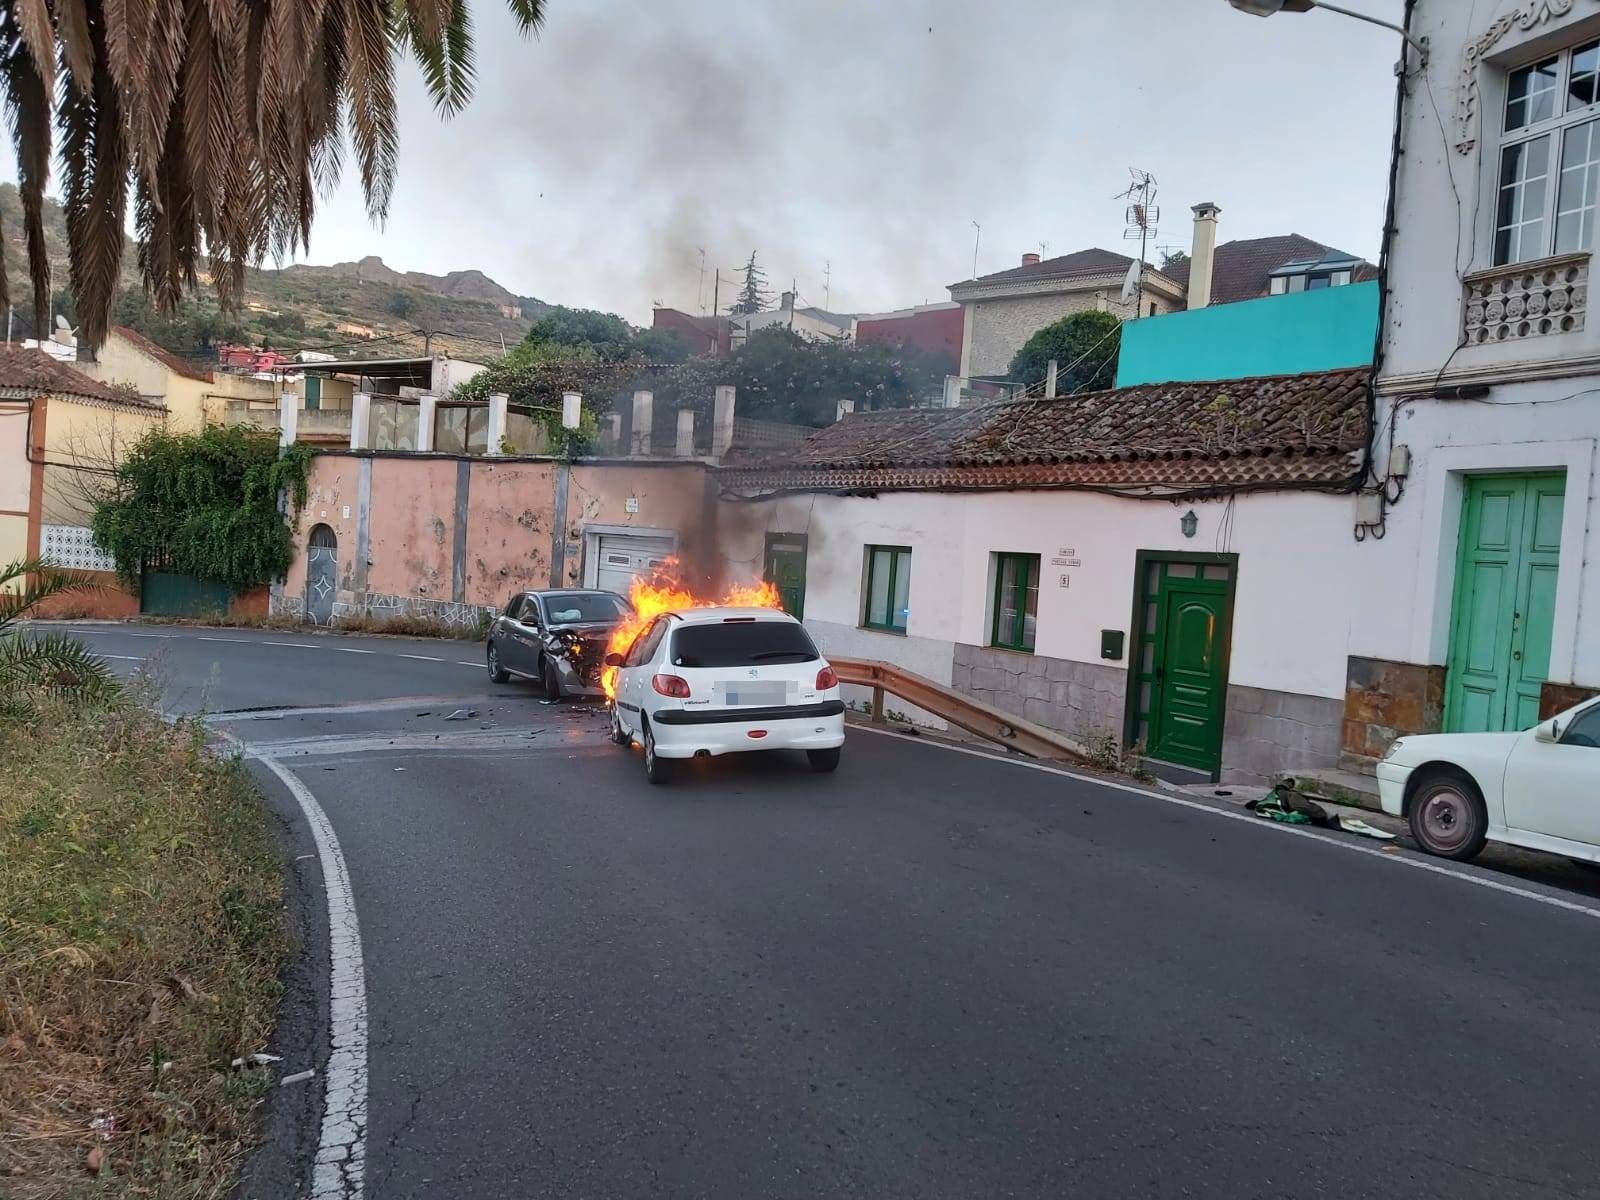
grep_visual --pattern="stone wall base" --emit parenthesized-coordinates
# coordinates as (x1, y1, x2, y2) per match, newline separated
(1541, 681, 1600, 719)
(269, 587, 491, 630)
(1342, 656, 1446, 760)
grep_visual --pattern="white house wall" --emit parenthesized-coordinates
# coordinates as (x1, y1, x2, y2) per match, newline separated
(724, 486, 1357, 781)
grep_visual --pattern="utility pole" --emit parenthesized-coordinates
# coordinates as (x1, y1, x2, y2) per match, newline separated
(5, 305, 11, 346)
(823, 261, 832, 311)
(970, 220, 982, 280)
(712, 269, 721, 317)
(697, 247, 707, 314)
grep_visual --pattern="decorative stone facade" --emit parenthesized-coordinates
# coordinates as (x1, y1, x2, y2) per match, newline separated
(962, 287, 1175, 377)
(951, 643, 1126, 745)
(1540, 680, 1599, 719)
(268, 584, 491, 631)
(1341, 656, 1447, 762)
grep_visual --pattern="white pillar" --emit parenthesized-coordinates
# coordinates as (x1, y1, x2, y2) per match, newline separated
(561, 391, 582, 430)
(676, 409, 695, 457)
(712, 385, 736, 459)
(486, 392, 509, 455)
(835, 398, 855, 422)
(630, 389, 654, 456)
(416, 394, 437, 453)
(1188, 202, 1221, 310)
(349, 390, 371, 450)
(1045, 359, 1058, 398)
(278, 391, 298, 448)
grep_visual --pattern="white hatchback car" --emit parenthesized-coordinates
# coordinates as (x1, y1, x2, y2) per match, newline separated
(606, 607, 846, 784)
(1377, 696, 1600, 861)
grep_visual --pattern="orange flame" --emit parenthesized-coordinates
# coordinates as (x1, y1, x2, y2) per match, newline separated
(602, 561, 782, 699)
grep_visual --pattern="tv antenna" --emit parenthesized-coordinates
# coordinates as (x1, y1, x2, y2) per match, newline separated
(1116, 168, 1159, 318)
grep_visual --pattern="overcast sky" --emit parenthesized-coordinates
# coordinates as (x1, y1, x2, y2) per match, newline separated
(11, 0, 1405, 324)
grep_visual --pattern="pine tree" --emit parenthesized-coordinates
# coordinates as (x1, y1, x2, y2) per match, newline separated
(729, 253, 772, 315)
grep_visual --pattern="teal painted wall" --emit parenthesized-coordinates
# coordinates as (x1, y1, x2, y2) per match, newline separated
(1114, 280, 1378, 387)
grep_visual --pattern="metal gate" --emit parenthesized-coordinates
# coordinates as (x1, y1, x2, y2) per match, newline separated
(305, 524, 338, 626)
(594, 534, 673, 596)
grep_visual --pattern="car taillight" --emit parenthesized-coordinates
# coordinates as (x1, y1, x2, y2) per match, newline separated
(652, 673, 691, 698)
(816, 666, 838, 690)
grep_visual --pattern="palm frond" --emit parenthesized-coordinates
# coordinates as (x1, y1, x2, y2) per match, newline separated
(0, 630, 116, 703)
(402, 0, 475, 116)
(0, 558, 103, 631)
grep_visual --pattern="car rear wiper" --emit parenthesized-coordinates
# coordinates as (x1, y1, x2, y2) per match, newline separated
(748, 651, 813, 661)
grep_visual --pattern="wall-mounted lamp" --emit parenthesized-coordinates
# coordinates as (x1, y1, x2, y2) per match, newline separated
(1180, 510, 1198, 538)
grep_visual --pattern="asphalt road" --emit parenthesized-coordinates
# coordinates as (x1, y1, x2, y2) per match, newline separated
(52, 624, 1600, 1199)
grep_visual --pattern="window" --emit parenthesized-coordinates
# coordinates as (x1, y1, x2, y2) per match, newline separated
(542, 592, 629, 624)
(503, 594, 524, 619)
(1560, 703, 1600, 748)
(1495, 41, 1600, 265)
(990, 553, 1040, 652)
(624, 617, 666, 667)
(670, 621, 819, 668)
(862, 546, 912, 633)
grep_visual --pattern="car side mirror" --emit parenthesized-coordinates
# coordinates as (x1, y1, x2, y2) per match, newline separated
(1535, 719, 1561, 744)
(604, 652, 625, 667)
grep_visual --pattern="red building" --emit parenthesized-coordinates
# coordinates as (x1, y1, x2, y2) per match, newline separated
(652, 308, 732, 357)
(854, 303, 963, 375)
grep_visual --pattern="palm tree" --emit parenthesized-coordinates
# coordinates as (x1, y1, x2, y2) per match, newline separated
(0, 1, 545, 352)
(0, 558, 113, 710)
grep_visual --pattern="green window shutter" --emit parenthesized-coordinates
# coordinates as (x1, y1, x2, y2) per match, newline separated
(990, 552, 1040, 651)
(863, 545, 912, 633)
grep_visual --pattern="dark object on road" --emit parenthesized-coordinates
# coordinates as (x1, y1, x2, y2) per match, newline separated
(486, 589, 632, 699)
(443, 708, 478, 721)
(1247, 781, 1331, 826)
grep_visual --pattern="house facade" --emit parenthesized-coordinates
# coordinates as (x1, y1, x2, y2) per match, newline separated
(719, 368, 1372, 784)
(79, 325, 276, 429)
(1345, 0, 1600, 760)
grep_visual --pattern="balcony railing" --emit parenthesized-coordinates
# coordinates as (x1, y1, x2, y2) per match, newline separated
(1463, 252, 1589, 345)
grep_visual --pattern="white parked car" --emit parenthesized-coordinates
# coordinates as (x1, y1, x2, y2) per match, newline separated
(1377, 696, 1600, 862)
(607, 607, 846, 784)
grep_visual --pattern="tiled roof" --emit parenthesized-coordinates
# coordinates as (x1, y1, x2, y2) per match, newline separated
(1163, 235, 1373, 306)
(111, 324, 214, 382)
(720, 367, 1370, 493)
(955, 248, 1143, 290)
(0, 347, 160, 407)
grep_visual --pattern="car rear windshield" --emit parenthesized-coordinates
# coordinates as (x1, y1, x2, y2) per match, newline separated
(671, 620, 820, 667)
(543, 593, 627, 623)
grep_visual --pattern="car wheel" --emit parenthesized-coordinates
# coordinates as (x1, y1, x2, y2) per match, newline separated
(807, 747, 841, 773)
(541, 655, 564, 702)
(609, 705, 631, 746)
(643, 721, 673, 785)
(1407, 767, 1488, 861)
(486, 641, 510, 684)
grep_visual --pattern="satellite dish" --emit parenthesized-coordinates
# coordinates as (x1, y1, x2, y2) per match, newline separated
(1120, 258, 1142, 305)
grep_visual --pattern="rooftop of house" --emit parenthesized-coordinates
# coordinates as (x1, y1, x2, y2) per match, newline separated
(720, 366, 1371, 493)
(0, 346, 164, 408)
(110, 324, 214, 383)
(1160, 235, 1376, 306)
(952, 248, 1163, 293)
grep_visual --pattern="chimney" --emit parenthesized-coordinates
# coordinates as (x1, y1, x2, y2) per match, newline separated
(1188, 202, 1221, 310)
(780, 290, 796, 311)
(1021, 252, 1041, 266)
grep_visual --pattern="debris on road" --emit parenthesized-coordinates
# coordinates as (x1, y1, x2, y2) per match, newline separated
(1247, 782, 1399, 841)
(1339, 818, 1397, 841)
(444, 708, 478, 720)
(230, 1052, 282, 1069)
(279, 1069, 316, 1086)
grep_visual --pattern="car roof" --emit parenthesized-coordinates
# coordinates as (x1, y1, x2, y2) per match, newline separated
(666, 606, 798, 626)
(528, 589, 618, 597)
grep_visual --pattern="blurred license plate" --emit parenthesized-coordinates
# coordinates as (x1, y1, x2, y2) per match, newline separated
(715, 681, 791, 706)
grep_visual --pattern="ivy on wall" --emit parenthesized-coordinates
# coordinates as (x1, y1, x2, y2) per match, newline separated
(92, 426, 313, 590)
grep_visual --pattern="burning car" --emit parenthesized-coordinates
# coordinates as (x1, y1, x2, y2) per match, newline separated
(486, 589, 633, 699)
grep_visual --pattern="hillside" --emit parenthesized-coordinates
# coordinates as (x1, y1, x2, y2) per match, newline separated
(0, 184, 546, 364)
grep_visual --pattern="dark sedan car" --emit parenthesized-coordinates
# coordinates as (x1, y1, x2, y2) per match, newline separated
(486, 589, 632, 699)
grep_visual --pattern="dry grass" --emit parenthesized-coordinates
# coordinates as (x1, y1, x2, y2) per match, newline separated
(0, 700, 284, 1198)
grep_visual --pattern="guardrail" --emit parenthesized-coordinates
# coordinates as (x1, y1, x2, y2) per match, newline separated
(829, 656, 1090, 764)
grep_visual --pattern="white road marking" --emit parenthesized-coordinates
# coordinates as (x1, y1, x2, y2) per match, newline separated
(456, 660, 481, 667)
(263, 640, 319, 650)
(197, 635, 250, 643)
(398, 653, 444, 662)
(248, 751, 367, 1200)
(69, 629, 176, 639)
(98, 654, 146, 661)
(333, 647, 376, 655)
(852, 724, 1600, 924)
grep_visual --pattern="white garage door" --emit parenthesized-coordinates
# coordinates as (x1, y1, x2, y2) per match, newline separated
(594, 534, 674, 597)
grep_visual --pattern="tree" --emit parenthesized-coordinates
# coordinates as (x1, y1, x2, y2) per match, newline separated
(627, 327, 691, 364)
(0, 1, 548, 353)
(386, 291, 419, 319)
(0, 559, 114, 715)
(524, 306, 636, 359)
(92, 426, 312, 590)
(1008, 310, 1122, 395)
(1160, 249, 1190, 274)
(451, 342, 642, 457)
(729, 253, 771, 315)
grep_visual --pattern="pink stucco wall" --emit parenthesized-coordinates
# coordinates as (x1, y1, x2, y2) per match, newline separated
(566, 463, 717, 588)
(463, 460, 558, 606)
(367, 458, 458, 602)
(285, 455, 361, 603)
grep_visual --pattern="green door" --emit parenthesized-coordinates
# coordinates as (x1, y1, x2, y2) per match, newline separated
(1148, 576, 1230, 773)
(1446, 473, 1565, 732)
(763, 534, 807, 619)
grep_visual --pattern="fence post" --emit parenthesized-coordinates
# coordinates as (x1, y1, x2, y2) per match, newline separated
(278, 391, 298, 448)
(349, 391, 371, 450)
(871, 685, 886, 724)
(486, 392, 509, 455)
(712, 385, 736, 459)
(416, 394, 437, 453)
